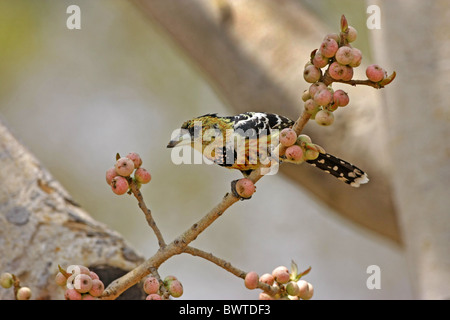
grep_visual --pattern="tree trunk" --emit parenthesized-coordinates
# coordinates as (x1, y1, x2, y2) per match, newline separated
(0, 118, 145, 300)
(372, 0, 450, 299)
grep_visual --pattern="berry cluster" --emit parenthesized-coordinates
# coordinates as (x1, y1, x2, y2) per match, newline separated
(302, 15, 394, 126)
(106, 152, 151, 195)
(56, 265, 105, 300)
(1, 272, 31, 300)
(143, 275, 183, 300)
(244, 262, 313, 300)
(231, 131, 323, 199)
(279, 129, 325, 163)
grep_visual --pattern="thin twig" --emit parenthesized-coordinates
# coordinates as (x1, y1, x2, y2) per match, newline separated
(101, 192, 241, 299)
(129, 180, 166, 248)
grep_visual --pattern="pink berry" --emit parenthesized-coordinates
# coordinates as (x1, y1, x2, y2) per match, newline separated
(143, 276, 160, 295)
(235, 178, 256, 199)
(105, 167, 118, 185)
(296, 280, 309, 299)
(320, 38, 339, 58)
(166, 279, 183, 298)
(74, 274, 93, 294)
(312, 51, 329, 68)
(305, 283, 314, 299)
(89, 271, 99, 280)
(308, 82, 327, 98)
(259, 292, 274, 300)
(349, 48, 362, 67)
(279, 128, 297, 147)
(366, 64, 385, 82)
(304, 99, 319, 114)
(333, 89, 349, 107)
(341, 66, 354, 81)
(259, 273, 275, 286)
(315, 109, 335, 126)
(111, 176, 129, 195)
(115, 157, 135, 176)
(126, 152, 142, 169)
(72, 265, 91, 275)
(146, 293, 162, 300)
(55, 272, 67, 286)
(285, 145, 303, 162)
(272, 266, 290, 284)
(303, 65, 322, 83)
(244, 271, 259, 290)
(89, 279, 104, 297)
(335, 46, 354, 65)
(328, 61, 345, 80)
(134, 167, 152, 184)
(16, 287, 32, 300)
(313, 88, 333, 106)
(65, 288, 82, 300)
(346, 26, 358, 43)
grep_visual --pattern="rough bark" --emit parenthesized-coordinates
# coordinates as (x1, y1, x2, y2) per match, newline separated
(0, 118, 145, 300)
(131, 0, 400, 243)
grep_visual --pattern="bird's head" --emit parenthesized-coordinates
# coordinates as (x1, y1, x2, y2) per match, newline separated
(167, 114, 231, 148)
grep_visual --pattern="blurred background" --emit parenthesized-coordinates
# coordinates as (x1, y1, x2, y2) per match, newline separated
(0, 0, 415, 299)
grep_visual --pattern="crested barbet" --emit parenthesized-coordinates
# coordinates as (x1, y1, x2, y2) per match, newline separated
(167, 112, 368, 187)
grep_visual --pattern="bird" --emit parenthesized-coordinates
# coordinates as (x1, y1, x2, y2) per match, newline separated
(167, 112, 368, 187)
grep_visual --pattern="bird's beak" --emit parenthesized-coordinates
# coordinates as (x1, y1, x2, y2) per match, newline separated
(167, 139, 181, 148)
(167, 129, 192, 148)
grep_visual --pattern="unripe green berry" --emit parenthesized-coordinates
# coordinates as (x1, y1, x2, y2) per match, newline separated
(286, 281, 300, 296)
(166, 279, 183, 298)
(0, 273, 14, 289)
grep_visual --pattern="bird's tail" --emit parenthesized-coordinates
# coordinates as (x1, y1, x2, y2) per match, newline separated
(305, 153, 369, 187)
